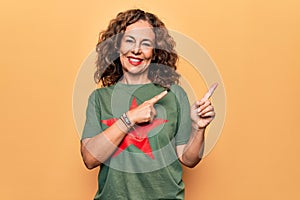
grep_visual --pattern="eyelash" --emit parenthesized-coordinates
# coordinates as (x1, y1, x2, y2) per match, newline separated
(125, 39, 134, 43)
(141, 42, 151, 47)
(124, 39, 152, 47)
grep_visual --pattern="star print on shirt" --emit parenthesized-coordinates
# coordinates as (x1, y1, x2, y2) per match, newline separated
(101, 97, 168, 159)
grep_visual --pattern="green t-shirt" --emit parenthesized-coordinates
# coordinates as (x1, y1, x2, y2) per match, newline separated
(82, 82, 192, 200)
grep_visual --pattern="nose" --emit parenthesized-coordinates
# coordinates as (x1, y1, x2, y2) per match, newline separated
(131, 43, 141, 54)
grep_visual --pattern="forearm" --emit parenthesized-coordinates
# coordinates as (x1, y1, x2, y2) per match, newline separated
(181, 124, 206, 168)
(81, 120, 127, 169)
(81, 91, 168, 169)
(181, 90, 216, 167)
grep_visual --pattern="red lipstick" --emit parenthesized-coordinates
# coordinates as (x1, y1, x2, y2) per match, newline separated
(127, 56, 143, 66)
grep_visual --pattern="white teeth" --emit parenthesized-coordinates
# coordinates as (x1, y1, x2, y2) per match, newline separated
(129, 58, 142, 62)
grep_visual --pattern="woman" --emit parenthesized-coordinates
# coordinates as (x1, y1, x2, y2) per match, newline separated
(81, 9, 216, 200)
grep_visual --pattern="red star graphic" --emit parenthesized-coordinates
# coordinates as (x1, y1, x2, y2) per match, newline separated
(100, 97, 168, 159)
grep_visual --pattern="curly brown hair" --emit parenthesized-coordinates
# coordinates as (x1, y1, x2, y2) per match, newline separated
(95, 9, 180, 88)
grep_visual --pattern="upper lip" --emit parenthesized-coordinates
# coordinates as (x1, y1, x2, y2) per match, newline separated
(127, 56, 143, 61)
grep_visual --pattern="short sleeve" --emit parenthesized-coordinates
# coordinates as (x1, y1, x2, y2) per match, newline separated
(81, 90, 103, 140)
(170, 85, 192, 146)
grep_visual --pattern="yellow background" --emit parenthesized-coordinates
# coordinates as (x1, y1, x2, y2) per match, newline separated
(1, 0, 299, 199)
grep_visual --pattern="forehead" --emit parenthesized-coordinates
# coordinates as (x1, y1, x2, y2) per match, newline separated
(124, 20, 155, 40)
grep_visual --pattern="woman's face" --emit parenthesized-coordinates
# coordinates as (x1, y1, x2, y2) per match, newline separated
(119, 20, 155, 76)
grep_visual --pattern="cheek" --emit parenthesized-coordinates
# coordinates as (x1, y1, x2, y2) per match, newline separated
(119, 43, 131, 55)
(119, 54, 127, 66)
(143, 49, 154, 60)
(119, 47, 129, 55)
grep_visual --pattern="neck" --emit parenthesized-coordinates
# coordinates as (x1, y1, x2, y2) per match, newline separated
(121, 72, 151, 85)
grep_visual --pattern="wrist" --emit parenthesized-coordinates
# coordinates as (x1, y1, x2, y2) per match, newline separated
(126, 110, 136, 125)
(115, 119, 130, 133)
(116, 112, 135, 133)
(192, 122, 206, 131)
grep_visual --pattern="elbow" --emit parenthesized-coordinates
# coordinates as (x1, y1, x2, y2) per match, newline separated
(82, 154, 101, 170)
(85, 164, 94, 170)
(184, 160, 201, 168)
(180, 155, 202, 168)
(83, 159, 99, 170)
(81, 143, 101, 170)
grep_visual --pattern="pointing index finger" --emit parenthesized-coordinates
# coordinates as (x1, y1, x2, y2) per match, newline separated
(201, 83, 218, 101)
(148, 90, 168, 104)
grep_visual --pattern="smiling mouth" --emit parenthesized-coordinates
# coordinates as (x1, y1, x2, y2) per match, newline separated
(128, 57, 143, 66)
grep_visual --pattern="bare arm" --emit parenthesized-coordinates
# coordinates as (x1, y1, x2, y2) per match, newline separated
(81, 91, 168, 169)
(80, 121, 127, 169)
(176, 83, 217, 168)
(176, 126, 205, 168)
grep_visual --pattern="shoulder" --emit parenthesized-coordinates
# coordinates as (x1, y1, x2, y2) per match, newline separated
(89, 85, 115, 96)
(170, 84, 187, 96)
(169, 84, 191, 106)
(87, 85, 115, 103)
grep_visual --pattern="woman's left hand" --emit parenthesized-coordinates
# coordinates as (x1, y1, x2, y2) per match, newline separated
(190, 99, 215, 129)
(190, 83, 218, 129)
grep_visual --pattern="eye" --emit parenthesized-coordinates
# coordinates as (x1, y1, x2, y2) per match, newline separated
(141, 41, 153, 48)
(125, 39, 134, 43)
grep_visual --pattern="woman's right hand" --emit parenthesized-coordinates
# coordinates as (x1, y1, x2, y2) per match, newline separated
(127, 90, 168, 124)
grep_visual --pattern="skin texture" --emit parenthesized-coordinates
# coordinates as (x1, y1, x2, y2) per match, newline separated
(94, 9, 180, 88)
(119, 20, 155, 84)
(80, 90, 168, 169)
(177, 83, 217, 167)
(81, 20, 216, 169)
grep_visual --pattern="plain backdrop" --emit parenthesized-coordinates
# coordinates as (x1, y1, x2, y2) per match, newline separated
(1, 0, 299, 199)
